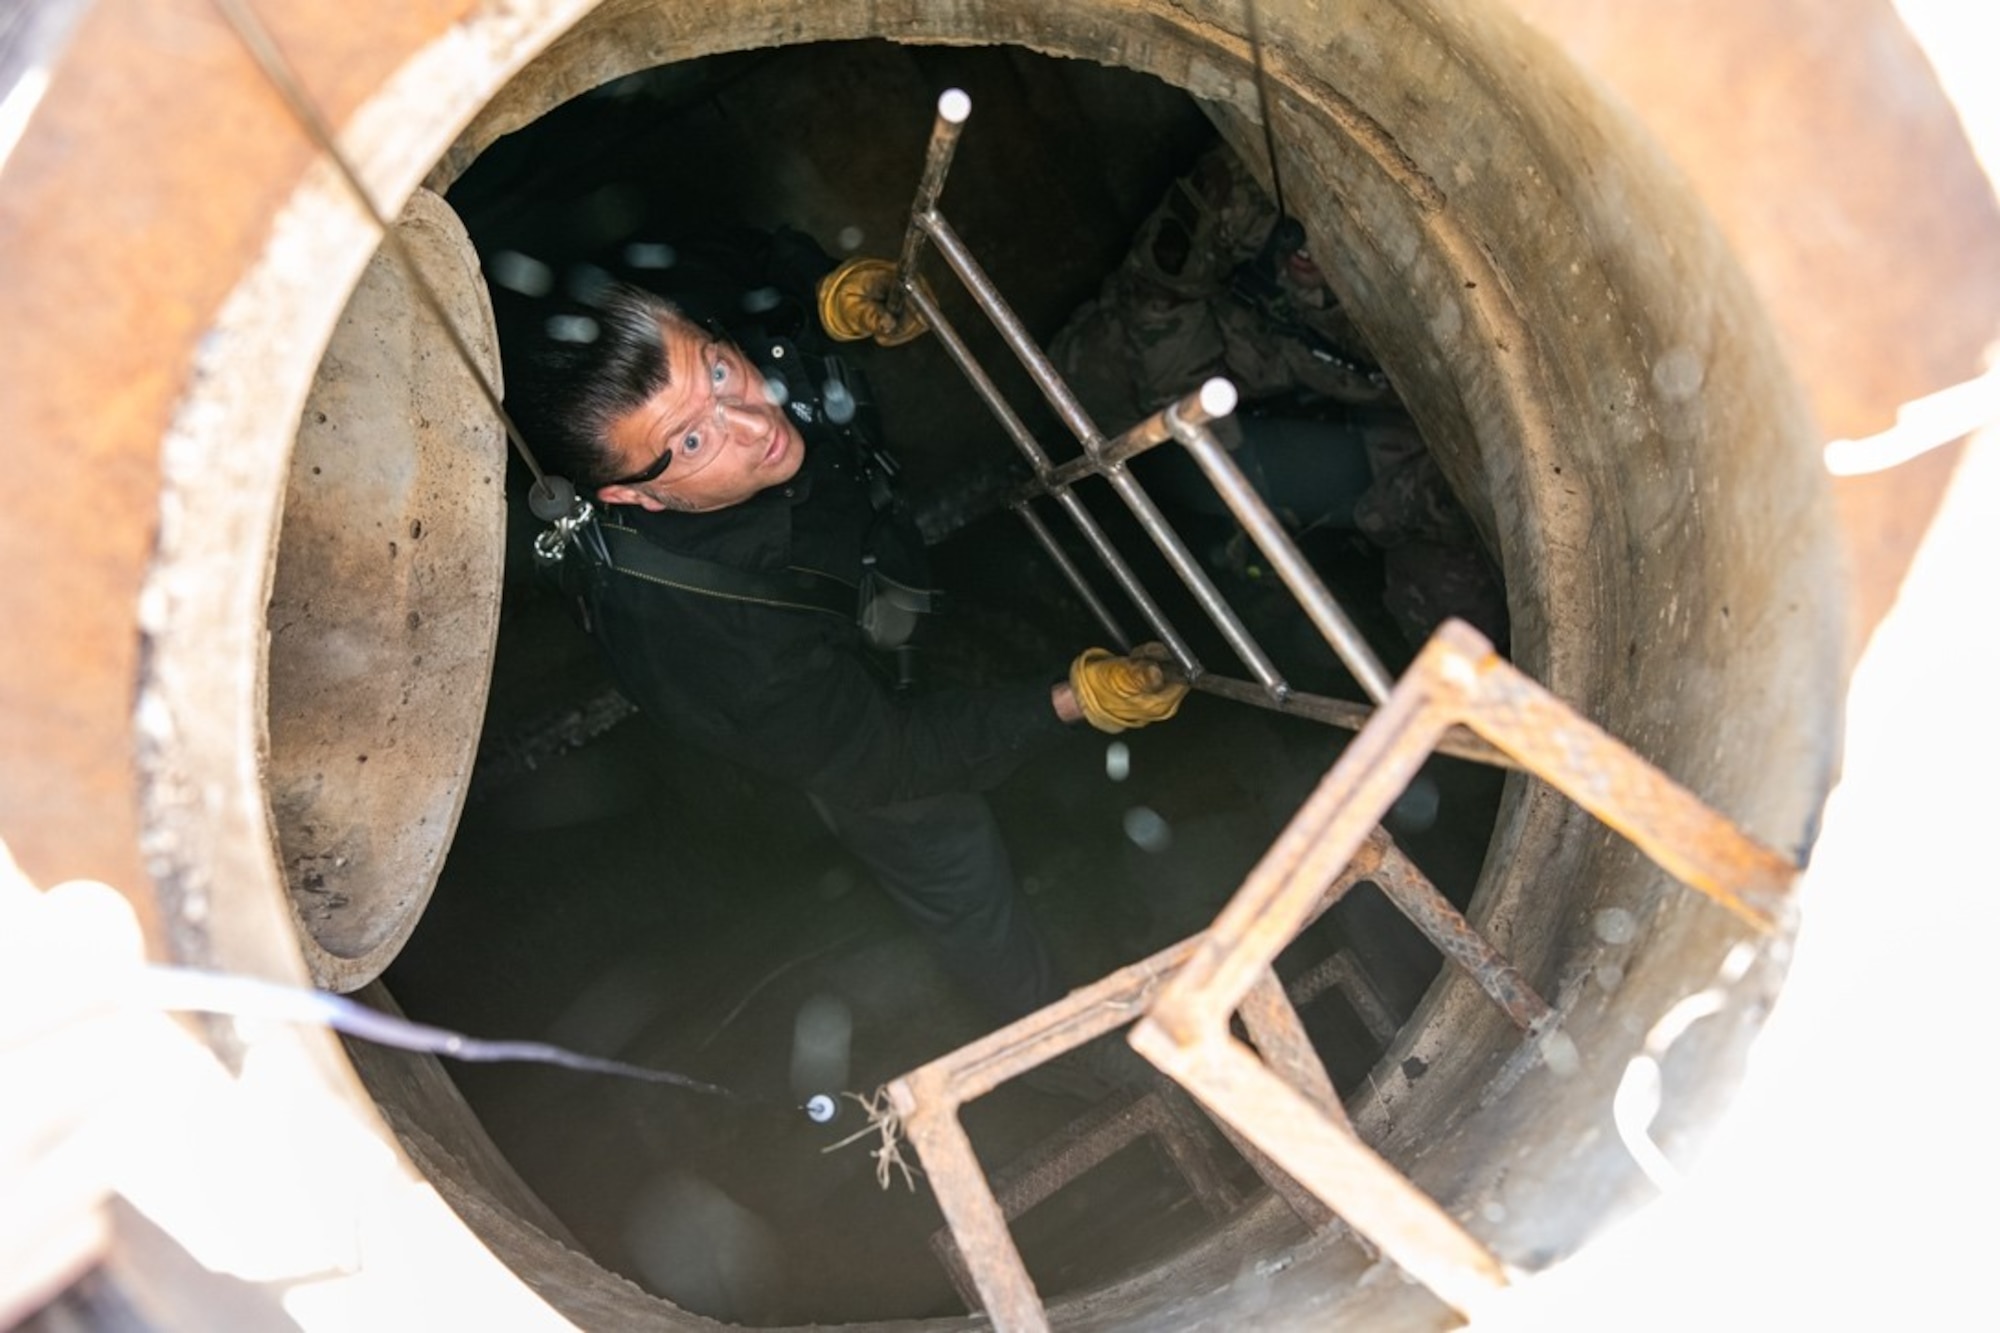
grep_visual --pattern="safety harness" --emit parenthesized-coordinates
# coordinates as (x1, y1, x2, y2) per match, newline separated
(593, 515, 940, 652)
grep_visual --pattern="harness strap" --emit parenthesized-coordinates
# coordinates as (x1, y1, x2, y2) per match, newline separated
(600, 520, 857, 620)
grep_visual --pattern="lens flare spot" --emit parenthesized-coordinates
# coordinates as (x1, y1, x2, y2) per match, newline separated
(1123, 805, 1173, 853)
(1105, 741, 1131, 782)
(489, 249, 552, 296)
(545, 315, 599, 343)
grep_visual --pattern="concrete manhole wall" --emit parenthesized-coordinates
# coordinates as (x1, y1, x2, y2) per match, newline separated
(263, 187, 506, 992)
(429, 17, 1845, 1321)
(18, 0, 1976, 1326)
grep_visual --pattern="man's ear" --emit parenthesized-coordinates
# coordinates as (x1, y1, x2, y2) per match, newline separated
(597, 483, 665, 513)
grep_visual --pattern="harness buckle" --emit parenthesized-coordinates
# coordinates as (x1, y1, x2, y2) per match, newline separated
(533, 497, 608, 567)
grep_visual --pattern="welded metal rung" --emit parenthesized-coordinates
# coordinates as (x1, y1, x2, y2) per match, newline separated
(919, 865, 1545, 1313)
(925, 1083, 1244, 1313)
(920, 920, 1478, 1312)
(891, 89, 1521, 766)
(885, 841, 1387, 1331)
(1347, 825, 1554, 1034)
(1288, 947, 1401, 1048)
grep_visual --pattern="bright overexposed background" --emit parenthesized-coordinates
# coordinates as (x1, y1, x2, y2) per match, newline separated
(1478, 3, 2000, 1325)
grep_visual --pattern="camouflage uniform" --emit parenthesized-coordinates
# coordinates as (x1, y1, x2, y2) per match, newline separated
(1049, 145, 1506, 652)
(1051, 147, 1388, 433)
(1350, 413, 1509, 650)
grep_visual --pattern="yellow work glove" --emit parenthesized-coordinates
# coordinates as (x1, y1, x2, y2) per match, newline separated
(1068, 644, 1189, 734)
(816, 257, 932, 347)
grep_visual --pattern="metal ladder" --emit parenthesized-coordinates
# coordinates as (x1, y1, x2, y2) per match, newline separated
(875, 90, 1798, 1332)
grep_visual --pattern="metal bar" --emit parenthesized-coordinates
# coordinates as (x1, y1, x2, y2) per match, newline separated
(930, 1233, 984, 1315)
(1028, 379, 1241, 497)
(927, 1087, 1241, 1312)
(1286, 949, 1402, 1048)
(1190, 673, 1519, 770)
(902, 278, 1200, 671)
(918, 211, 1289, 696)
(1200, 1108, 1336, 1232)
(974, 1090, 1239, 1225)
(1431, 624, 1797, 930)
(1276, 848, 1400, 1052)
(1167, 398, 1396, 703)
(1370, 836, 1554, 1033)
(886, 950, 1191, 1331)
(888, 842, 1373, 1109)
(896, 942, 1192, 1106)
(1011, 502, 1132, 651)
(1104, 465, 1289, 695)
(1048, 490, 1203, 673)
(1149, 652, 1455, 1045)
(1127, 1023, 1511, 1315)
(1242, 967, 1348, 1128)
(892, 89, 971, 321)
(899, 277, 1058, 477)
(1222, 971, 1356, 1226)
(897, 1075, 1049, 1333)
(883, 856, 1375, 1326)
(1148, 1092, 1247, 1219)
(1223, 966, 1369, 1234)
(917, 208, 1104, 447)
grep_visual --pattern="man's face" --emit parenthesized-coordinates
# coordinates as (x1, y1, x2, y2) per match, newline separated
(596, 315, 805, 514)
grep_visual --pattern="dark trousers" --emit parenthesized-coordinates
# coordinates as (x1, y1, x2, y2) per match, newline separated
(811, 791, 1061, 1025)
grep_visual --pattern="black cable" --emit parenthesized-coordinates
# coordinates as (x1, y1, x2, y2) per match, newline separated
(206, 0, 552, 490)
(139, 965, 770, 1105)
(1244, 0, 1291, 226)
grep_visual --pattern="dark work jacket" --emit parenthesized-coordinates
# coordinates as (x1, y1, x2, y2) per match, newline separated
(585, 432, 1069, 812)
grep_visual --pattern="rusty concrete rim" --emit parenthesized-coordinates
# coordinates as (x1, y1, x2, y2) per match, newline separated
(134, 0, 599, 989)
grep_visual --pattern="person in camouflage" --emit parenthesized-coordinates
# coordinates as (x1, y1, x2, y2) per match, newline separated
(1053, 147, 1390, 427)
(1049, 143, 1506, 653)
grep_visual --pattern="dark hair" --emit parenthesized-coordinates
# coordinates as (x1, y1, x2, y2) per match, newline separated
(503, 282, 684, 493)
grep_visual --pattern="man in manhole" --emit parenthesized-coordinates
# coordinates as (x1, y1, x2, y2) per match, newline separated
(507, 230, 1182, 1092)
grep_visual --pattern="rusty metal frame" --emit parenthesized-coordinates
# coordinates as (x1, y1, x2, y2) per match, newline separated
(884, 810, 1570, 1326)
(885, 619, 1792, 1328)
(919, 868, 1515, 1315)
(1126, 620, 1795, 1317)
(885, 876, 1363, 1333)
(1286, 947, 1401, 1047)
(925, 1083, 1244, 1312)
(884, 835, 1415, 1327)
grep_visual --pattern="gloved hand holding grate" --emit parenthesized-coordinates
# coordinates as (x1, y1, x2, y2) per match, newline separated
(1068, 643, 1188, 733)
